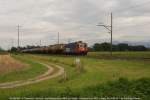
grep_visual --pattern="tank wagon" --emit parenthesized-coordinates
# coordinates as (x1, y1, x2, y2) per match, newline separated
(22, 41, 88, 55)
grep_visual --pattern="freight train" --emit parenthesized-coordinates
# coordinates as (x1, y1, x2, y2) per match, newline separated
(22, 41, 88, 55)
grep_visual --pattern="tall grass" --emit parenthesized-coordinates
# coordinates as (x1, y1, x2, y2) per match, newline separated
(1, 78, 149, 100)
(0, 55, 26, 74)
(0, 54, 47, 83)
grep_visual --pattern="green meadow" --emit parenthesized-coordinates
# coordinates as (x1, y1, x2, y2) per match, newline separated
(0, 52, 150, 100)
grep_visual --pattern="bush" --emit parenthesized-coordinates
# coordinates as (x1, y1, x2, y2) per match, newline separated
(7, 78, 149, 99)
(82, 78, 150, 99)
(92, 42, 148, 51)
(0, 47, 5, 53)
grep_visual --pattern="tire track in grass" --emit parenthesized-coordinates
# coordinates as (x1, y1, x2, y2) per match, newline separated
(0, 62, 64, 88)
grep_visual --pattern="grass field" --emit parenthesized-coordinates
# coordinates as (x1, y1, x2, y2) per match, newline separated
(0, 52, 150, 100)
(88, 51, 150, 59)
(0, 54, 47, 83)
(0, 55, 26, 75)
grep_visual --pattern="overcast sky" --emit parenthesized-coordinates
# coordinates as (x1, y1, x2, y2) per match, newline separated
(0, 0, 150, 49)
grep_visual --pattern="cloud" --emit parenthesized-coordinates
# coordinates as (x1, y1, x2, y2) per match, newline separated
(0, 0, 150, 49)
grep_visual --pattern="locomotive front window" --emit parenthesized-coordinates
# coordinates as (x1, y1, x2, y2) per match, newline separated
(80, 44, 84, 48)
(77, 43, 86, 48)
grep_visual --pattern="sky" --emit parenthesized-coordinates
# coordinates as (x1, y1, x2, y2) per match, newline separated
(0, 0, 150, 49)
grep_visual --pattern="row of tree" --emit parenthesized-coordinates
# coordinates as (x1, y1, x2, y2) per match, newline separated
(10, 45, 43, 52)
(0, 47, 6, 54)
(8, 42, 150, 52)
(89, 42, 149, 51)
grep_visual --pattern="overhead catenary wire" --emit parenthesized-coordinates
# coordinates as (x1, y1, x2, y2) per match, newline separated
(97, 13, 113, 56)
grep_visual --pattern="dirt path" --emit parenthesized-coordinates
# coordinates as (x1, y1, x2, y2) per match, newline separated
(0, 62, 64, 89)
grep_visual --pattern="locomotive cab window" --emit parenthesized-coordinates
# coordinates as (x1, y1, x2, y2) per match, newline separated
(79, 44, 84, 48)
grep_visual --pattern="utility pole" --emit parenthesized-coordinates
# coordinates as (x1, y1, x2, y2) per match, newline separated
(17, 25, 21, 49)
(58, 32, 59, 44)
(110, 13, 113, 56)
(68, 38, 71, 43)
(40, 40, 42, 46)
(11, 39, 14, 48)
(97, 12, 113, 56)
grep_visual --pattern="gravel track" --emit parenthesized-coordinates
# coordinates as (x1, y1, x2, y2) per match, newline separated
(0, 62, 64, 89)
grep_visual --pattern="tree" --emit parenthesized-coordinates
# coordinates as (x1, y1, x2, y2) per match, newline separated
(93, 43, 101, 51)
(129, 45, 147, 51)
(0, 47, 5, 54)
(118, 43, 129, 51)
(92, 42, 148, 52)
(10, 47, 18, 52)
(93, 42, 111, 51)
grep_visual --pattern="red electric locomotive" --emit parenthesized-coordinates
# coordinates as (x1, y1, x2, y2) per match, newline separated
(64, 41, 88, 55)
